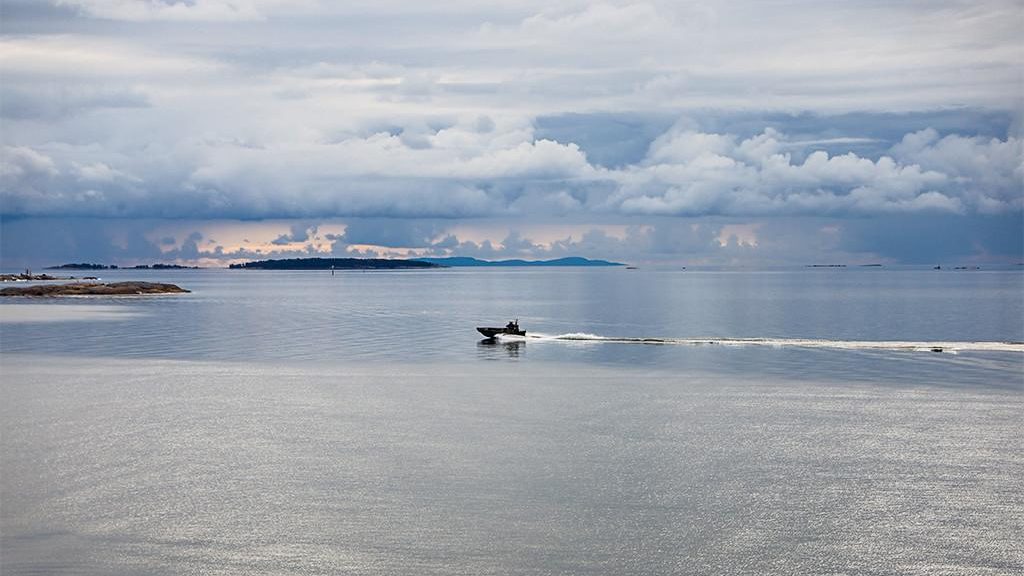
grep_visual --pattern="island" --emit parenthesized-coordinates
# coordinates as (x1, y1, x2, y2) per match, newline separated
(47, 263, 118, 270)
(47, 262, 200, 270)
(416, 257, 624, 267)
(0, 282, 190, 297)
(229, 258, 443, 270)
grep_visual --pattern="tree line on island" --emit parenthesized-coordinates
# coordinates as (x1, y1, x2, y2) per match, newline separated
(48, 263, 199, 270)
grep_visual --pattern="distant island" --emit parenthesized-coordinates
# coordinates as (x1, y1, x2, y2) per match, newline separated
(229, 258, 442, 270)
(416, 257, 624, 267)
(47, 263, 199, 270)
(48, 263, 118, 270)
(0, 281, 190, 297)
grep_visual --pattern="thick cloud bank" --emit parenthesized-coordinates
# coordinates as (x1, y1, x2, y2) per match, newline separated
(613, 127, 1022, 217)
(2, 122, 1020, 220)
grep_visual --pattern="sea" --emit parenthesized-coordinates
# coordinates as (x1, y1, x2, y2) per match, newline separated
(1, 267, 1022, 575)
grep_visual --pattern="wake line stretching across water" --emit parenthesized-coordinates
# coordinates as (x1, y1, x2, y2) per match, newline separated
(499, 333, 1024, 353)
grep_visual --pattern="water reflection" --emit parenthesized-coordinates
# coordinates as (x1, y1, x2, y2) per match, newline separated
(476, 338, 524, 359)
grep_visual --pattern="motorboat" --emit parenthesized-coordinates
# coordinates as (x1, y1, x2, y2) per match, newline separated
(477, 319, 526, 339)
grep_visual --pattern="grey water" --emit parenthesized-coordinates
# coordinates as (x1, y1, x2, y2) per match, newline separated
(1, 268, 1022, 575)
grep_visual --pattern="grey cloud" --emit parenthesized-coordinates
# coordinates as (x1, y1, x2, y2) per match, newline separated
(0, 1, 1015, 119)
(495, 230, 536, 255)
(56, 0, 273, 22)
(535, 112, 676, 168)
(0, 217, 165, 266)
(0, 85, 149, 120)
(1, 122, 1020, 220)
(271, 223, 318, 245)
(3, 214, 1020, 269)
(177, 231, 204, 259)
(836, 214, 1024, 264)
(339, 219, 447, 248)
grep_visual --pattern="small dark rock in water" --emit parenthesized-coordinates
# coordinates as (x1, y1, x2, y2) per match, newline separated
(930, 347, 944, 353)
(0, 282, 189, 297)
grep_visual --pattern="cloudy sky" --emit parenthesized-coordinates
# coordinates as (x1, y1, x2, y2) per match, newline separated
(1, 0, 1021, 267)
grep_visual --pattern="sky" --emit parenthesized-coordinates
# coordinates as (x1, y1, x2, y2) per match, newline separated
(1, 0, 1022, 268)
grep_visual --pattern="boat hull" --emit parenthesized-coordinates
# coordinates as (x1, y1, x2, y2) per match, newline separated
(477, 327, 526, 338)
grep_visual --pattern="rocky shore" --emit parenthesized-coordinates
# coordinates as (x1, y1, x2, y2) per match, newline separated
(0, 282, 189, 297)
(0, 273, 76, 282)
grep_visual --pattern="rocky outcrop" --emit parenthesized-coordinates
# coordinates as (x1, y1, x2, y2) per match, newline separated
(0, 282, 190, 297)
(0, 273, 72, 282)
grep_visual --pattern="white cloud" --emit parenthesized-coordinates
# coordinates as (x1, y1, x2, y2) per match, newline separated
(1, 146, 59, 180)
(607, 127, 1005, 217)
(73, 161, 138, 182)
(449, 139, 590, 179)
(54, 0, 306, 22)
(479, 2, 686, 52)
(0, 37, 221, 78)
(0, 0, 1011, 127)
(891, 128, 1024, 213)
(2, 121, 1019, 220)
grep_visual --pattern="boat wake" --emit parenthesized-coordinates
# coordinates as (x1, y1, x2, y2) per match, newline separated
(495, 332, 1024, 353)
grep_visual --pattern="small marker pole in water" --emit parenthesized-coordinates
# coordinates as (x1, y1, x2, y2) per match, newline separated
(331, 265, 335, 276)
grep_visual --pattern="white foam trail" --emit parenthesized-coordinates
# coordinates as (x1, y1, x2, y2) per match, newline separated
(515, 332, 1024, 353)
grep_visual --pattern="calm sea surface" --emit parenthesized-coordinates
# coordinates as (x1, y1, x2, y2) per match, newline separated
(1, 268, 1022, 575)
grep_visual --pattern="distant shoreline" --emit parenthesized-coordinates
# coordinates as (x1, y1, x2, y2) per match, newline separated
(416, 257, 624, 267)
(229, 258, 441, 270)
(228, 256, 624, 270)
(47, 263, 199, 270)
